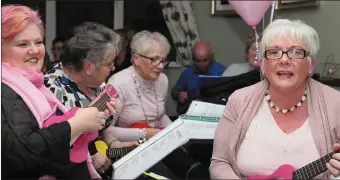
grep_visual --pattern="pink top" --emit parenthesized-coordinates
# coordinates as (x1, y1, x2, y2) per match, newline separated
(210, 79, 340, 179)
(105, 66, 172, 142)
(236, 99, 322, 179)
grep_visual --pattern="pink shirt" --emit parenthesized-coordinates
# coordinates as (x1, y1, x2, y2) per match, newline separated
(210, 79, 340, 179)
(104, 66, 172, 142)
(236, 99, 322, 179)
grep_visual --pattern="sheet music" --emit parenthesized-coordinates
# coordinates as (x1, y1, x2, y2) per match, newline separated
(183, 119, 217, 140)
(186, 100, 225, 117)
(112, 119, 190, 179)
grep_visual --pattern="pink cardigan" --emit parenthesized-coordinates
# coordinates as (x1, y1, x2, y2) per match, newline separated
(210, 78, 340, 179)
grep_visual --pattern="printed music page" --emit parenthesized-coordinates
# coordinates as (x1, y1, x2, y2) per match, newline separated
(185, 100, 225, 117)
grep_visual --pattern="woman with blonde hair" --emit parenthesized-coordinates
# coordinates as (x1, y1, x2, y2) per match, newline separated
(210, 19, 340, 179)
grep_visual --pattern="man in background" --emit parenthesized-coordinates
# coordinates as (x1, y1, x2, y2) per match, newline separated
(171, 41, 226, 114)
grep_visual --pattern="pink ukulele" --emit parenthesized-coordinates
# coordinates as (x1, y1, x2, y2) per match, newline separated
(43, 84, 119, 163)
(248, 149, 340, 180)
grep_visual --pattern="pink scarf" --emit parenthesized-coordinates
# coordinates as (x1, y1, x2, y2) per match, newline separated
(1, 63, 100, 179)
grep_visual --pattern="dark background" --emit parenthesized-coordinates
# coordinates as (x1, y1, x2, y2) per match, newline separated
(2, 0, 177, 62)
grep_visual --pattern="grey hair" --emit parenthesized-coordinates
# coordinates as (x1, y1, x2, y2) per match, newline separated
(259, 19, 320, 61)
(61, 22, 122, 71)
(130, 30, 170, 56)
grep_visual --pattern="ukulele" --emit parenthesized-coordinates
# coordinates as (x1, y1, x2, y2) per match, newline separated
(130, 122, 164, 130)
(95, 140, 136, 180)
(248, 149, 340, 180)
(95, 140, 136, 161)
(43, 84, 119, 163)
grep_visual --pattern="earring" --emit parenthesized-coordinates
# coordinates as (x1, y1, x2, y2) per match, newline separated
(308, 71, 313, 77)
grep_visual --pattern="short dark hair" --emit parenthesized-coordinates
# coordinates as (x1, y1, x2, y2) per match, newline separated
(114, 28, 128, 41)
(61, 22, 121, 72)
(52, 36, 65, 46)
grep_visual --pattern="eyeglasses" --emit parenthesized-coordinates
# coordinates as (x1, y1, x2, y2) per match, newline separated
(107, 61, 115, 69)
(137, 54, 170, 67)
(264, 49, 310, 60)
(101, 56, 118, 69)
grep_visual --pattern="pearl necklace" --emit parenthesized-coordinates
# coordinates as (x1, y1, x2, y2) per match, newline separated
(265, 90, 307, 113)
(132, 72, 159, 127)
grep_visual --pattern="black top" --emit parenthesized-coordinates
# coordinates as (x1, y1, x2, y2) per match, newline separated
(1, 83, 91, 179)
(106, 51, 132, 83)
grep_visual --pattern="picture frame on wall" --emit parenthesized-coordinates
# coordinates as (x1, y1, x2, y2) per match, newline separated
(275, 0, 320, 10)
(211, 0, 238, 16)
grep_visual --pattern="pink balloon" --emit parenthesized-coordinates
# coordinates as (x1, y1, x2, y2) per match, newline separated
(229, 0, 272, 27)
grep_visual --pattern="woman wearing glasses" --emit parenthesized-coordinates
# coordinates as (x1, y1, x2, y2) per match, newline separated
(44, 22, 138, 176)
(104, 30, 172, 143)
(210, 19, 340, 179)
(104, 30, 211, 179)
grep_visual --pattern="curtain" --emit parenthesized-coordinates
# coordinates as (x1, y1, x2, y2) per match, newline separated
(160, 1, 200, 66)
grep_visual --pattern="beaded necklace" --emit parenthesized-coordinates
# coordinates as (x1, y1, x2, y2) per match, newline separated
(265, 89, 307, 113)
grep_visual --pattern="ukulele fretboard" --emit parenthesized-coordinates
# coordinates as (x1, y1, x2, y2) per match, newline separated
(107, 146, 136, 159)
(91, 94, 110, 111)
(293, 149, 340, 180)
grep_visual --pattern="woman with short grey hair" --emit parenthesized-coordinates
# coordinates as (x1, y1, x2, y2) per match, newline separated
(62, 21, 122, 72)
(211, 19, 340, 179)
(105, 30, 211, 179)
(104, 30, 171, 143)
(44, 22, 138, 176)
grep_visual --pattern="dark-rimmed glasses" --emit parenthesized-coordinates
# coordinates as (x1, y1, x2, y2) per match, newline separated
(137, 54, 170, 67)
(264, 49, 310, 60)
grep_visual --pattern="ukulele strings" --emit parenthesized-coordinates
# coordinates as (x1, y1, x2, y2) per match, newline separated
(91, 94, 110, 111)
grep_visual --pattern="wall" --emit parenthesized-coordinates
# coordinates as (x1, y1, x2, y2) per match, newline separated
(165, 1, 340, 116)
(46, 1, 56, 56)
